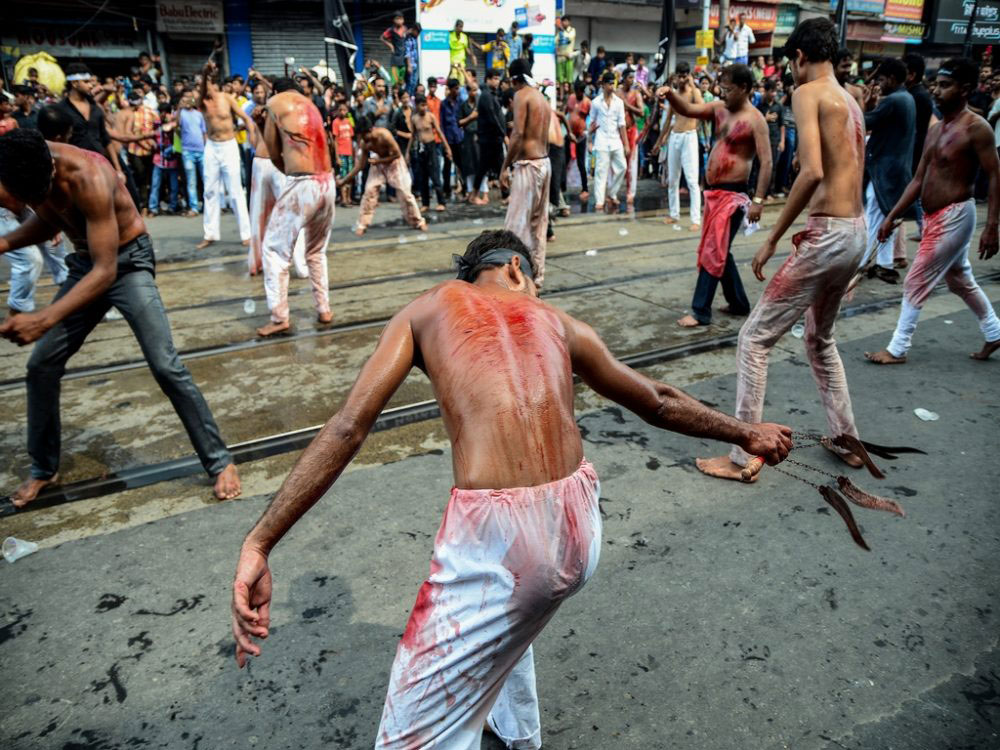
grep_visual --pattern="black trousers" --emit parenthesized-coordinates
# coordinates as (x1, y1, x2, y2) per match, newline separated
(444, 140, 464, 197)
(574, 138, 588, 192)
(475, 138, 505, 193)
(690, 206, 750, 324)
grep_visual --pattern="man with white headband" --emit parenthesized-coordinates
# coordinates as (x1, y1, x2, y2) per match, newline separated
(499, 58, 552, 289)
(865, 57, 1000, 364)
(230, 228, 792, 750)
(196, 61, 254, 250)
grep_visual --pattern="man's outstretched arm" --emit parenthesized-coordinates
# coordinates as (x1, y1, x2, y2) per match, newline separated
(564, 315, 792, 463)
(232, 306, 418, 666)
(0, 212, 59, 255)
(655, 87, 720, 121)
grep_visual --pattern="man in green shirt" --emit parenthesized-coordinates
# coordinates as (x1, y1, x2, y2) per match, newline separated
(556, 16, 577, 84)
(449, 19, 479, 81)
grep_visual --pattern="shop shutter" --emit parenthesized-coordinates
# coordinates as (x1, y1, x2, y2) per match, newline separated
(250, 1, 346, 84)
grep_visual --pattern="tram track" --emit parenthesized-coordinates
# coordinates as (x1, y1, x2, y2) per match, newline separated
(2, 279, 979, 517)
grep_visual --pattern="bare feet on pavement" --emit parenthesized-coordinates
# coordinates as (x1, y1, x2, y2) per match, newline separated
(972, 340, 1000, 360)
(416, 221, 428, 232)
(317, 312, 333, 326)
(663, 216, 677, 225)
(354, 225, 367, 236)
(195, 239, 214, 250)
(256, 320, 291, 337)
(695, 456, 759, 482)
(864, 349, 906, 365)
(821, 437, 864, 468)
(213, 464, 241, 500)
(10, 474, 59, 509)
(435, 204, 446, 212)
(677, 314, 705, 328)
(241, 239, 250, 247)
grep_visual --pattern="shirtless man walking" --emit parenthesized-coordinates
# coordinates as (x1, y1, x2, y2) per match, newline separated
(338, 115, 426, 237)
(865, 58, 1000, 364)
(197, 62, 253, 250)
(499, 58, 551, 289)
(230, 228, 792, 749)
(255, 80, 336, 338)
(409, 94, 452, 213)
(696, 18, 869, 481)
(659, 63, 703, 229)
(657, 64, 770, 328)
(0, 130, 240, 505)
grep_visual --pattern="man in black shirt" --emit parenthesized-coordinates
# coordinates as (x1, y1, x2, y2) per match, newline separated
(12, 86, 38, 130)
(756, 79, 785, 198)
(56, 63, 147, 209)
(471, 70, 507, 205)
(904, 53, 934, 239)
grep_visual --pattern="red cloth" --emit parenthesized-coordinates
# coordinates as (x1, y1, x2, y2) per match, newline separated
(696, 189, 750, 278)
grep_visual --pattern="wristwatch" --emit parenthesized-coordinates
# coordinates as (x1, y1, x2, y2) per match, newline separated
(752, 196, 764, 205)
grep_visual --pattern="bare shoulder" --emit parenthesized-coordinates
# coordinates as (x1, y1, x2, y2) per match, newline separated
(965, 109, 994, 141)
(56, 144, 114, 195)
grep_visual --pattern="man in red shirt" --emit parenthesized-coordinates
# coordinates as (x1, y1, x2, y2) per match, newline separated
(331, 102, 355, 206)
(567, 81, 590, 200)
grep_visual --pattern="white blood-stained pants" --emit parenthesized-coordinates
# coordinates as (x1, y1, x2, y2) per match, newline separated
(359, 157, 424, 230)
(262, 174, 335, 324)
(887, 199, 1000, 357)
(730, 216, 867, 467)
(863, 182, 895, 269)
(375, 460, 602, 750)
(203, 138, 251, 243)
(667, 130, 702, 226)
(248, 157, 306, 278)
(504, 158, 551, 288)
(592, 147, 626, 209)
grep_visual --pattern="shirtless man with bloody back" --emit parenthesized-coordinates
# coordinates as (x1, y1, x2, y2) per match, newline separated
(337, 116, 426, 236)
(0, 131, 240, 505)
(499, 58, 552, 289)
(255, 80, 336, 338)
(230, 228, 792, 749)
(196, 62, 253, 250)
(697, 18, 870, 482)
(865, 57, 1000, 364)
(657, 64, 771, 328)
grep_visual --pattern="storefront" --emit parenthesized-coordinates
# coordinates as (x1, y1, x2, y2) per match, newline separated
(677, 0, 779, 61)
(157, 0, 227, 81)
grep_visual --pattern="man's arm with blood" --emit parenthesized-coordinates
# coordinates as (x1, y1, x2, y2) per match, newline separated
(752, 93, 809, 280)
(233, 304, 419, 667)
(878, 123, 932, 243)
(971, 117, 1000, 259)
(563, 313, 792, 463)
(263, 109, 285, 173)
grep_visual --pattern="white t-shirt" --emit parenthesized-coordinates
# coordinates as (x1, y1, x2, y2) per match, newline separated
(725, 24, 755, 59)
(990, 98, 1000, 147)
(591, 93, 626, 152)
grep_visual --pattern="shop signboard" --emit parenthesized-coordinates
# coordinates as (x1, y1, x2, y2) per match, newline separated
(710, 2, 779, 32)
(882, 21, 925, 42)
(2, 24, 140, 58)
(417, 0, 557, 85)
(883, 0, 924, 23)
(932, 0, 1000, 44)
(156, 1, 224, 35)
(827, 0, 885, 14)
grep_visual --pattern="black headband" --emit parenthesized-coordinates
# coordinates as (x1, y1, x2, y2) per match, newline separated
(453, 248, 534, 282)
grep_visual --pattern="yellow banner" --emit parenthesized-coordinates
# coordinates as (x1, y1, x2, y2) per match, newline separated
(695, 29, 715, 49)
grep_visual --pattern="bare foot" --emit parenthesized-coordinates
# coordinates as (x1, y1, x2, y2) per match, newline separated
(690, 223, 701, 232)
(865, 349, 906, 365)
(821, 437, 864, 469)
(256, 320, 291, 337)
(663, 216, 678, 224)
(317, 312, 333, 325)
(594, 204, 604, 212)
(435, 204, 446, 212)
(241, 239, 250, 247)
(972, 339, 1000, 360)
(213, 464, 241, 501)
(354, 225, 367, 236)
(196, 239, 214, 250)
(10, 474, 59, 508)
(677, 314, 706, 328)
(184, 209, 199, 218)
(416, 221, 428, 232)
(695, 456, 758, 483)
(579, 190, 589, 201)
(608, 199, 619, 213)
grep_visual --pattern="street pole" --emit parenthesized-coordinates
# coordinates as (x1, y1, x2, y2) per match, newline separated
(835, 0, 848, 48)
(701, 0, 711, 61)
(963, 0, 981, 57)
(720, 0, 731, 49)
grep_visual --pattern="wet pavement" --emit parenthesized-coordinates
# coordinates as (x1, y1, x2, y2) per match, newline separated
(1, 183, 998, 749)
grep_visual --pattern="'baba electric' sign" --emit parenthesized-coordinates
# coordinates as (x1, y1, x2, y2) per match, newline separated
(156, 1, 225, 35)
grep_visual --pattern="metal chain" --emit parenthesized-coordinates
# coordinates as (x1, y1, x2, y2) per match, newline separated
(785, 457, 840, 481)
(768, 463, 821, 490)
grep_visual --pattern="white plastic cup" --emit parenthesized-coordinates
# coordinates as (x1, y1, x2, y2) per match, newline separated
(243, 299, 256, 315)
(791, 323, 805, 339)
(3, 537, 39, 563)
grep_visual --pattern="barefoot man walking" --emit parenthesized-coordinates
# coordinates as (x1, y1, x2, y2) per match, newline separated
(865, 58, 1000, 364)
(499, 58, 552, 289)
(256, 80, 336, 338)
(338, 115, 426, 237)
(658, 64, 771, 328)
(0, 130, 240, 506)
(197, 62, 253, 250)
(231, 229, 792, 749)
(696, 18, 869, 481)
